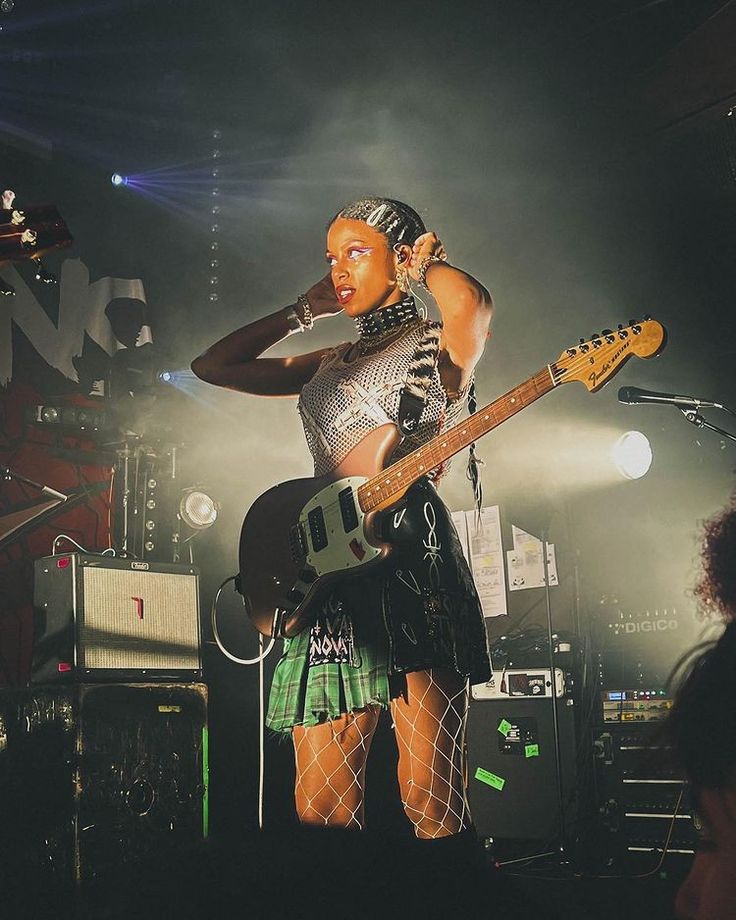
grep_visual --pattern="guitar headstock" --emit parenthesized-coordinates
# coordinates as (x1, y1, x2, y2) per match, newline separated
(552, 319, 667, 392)
(0, 202, 73, 264)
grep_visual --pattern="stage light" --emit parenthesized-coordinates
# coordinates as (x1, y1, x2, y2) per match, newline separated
(32, 405, 106, 431)
(159, 371, 172, 383)
(39, 406, 60, 424)
(111, 173, 127, 187)
(179, 489, 218, 531)
(0, 0, 15, 13)
(612, 431, 652, 480)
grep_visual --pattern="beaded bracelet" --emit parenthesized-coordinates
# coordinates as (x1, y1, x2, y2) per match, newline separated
(417, 255, 444, 290)
(285, 294, 315, 334)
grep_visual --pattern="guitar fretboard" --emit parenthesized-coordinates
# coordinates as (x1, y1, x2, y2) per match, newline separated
(357, 366, 558, 512)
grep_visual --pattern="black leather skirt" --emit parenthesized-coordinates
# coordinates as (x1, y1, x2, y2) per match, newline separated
(376, 478, 492, 683)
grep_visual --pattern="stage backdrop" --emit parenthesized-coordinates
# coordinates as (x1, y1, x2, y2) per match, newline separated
(0, 257, 148, 687)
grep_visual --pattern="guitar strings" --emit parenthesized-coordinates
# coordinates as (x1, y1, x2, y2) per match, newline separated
(299, 328, 650, 523)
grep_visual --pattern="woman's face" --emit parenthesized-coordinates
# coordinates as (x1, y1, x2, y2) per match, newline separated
(325, 217, 403, 316)
(676, 786, 736, 920)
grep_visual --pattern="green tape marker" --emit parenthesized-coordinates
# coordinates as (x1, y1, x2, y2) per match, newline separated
(497, 719, 512, 737)
(475, 767, 505, 791)
(525, 743, 539, 758)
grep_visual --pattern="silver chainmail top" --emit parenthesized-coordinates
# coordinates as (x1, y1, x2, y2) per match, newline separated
(298, 320, 467, 478)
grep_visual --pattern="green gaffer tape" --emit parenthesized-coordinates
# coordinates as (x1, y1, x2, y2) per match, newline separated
(497, 718, 512, 736)
(474, 767, 505, 791)
(525, 743, 540, 758)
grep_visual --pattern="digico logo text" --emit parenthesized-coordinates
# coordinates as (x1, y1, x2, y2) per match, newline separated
(614, 620, 678, 635)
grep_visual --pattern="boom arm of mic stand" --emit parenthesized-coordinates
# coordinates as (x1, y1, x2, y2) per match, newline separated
(679, 408, 736, 443)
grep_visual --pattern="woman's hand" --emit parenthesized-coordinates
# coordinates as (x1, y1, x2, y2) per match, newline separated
(407, 231, 447, 282)
(305, 273, 343, 319)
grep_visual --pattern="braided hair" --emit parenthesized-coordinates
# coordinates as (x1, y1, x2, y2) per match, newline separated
(330, 197, 426, 248)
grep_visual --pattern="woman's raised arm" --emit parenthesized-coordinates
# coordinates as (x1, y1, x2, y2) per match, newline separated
(406, 232, 493, 396)
(191, 276, 342, 397)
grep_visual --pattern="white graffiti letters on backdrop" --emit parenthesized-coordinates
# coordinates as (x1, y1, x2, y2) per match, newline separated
(0, 258, 148, 385)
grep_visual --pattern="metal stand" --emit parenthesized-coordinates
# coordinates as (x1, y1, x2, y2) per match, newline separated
(679, 407, 736, 443)
(1, 465, 68, 503)
(541, 530, 568, 862)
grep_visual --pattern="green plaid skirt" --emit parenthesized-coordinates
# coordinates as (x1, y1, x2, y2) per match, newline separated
(266, 576, 391, 734)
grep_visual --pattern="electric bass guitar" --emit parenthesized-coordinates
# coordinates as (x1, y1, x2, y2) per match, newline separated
(238, 318, 666, 638)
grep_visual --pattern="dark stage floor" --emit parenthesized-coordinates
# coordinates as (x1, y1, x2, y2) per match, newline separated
(7, 827, 687, 920)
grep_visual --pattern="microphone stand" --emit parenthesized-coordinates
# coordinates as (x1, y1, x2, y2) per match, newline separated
(1, 465, 69, 502)
(678, 407, 736, 444)
(541, 528, 568, 863)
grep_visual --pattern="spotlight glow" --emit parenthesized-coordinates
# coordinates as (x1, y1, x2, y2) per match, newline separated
(159, 371, 172, 383)
(111, 173, 127, 187)
(179, 490, 218, 530)
(612, 431, 653, 480)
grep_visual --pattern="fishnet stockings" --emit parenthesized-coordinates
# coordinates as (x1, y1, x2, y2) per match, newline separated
(291, 669, 470, 838)
(392, 668, 470, 839)
(293, 707, 379, 830)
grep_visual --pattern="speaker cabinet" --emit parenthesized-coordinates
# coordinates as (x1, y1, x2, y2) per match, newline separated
(32, 554, 201, 682)
(0, 683, 208, 913)
(467, 695, 577, 843)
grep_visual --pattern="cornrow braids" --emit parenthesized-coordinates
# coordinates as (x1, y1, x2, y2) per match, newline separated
(331, 197, 426, 248)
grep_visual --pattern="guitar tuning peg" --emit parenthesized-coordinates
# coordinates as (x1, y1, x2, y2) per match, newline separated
(628, 319, 637, 326)
(643, 313, 651, 321)
(601, 329, 613, 335)
(579, 337, 585, 344)
(617, 323, 623, 330)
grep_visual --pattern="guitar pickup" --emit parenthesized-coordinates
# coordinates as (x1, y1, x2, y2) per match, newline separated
(338, 487, 359, 533)
(288, 522, 308, 562)
(307, 506, 328, 552)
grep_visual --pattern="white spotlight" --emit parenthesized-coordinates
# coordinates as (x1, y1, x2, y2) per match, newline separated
(111, 173, 127, 187)
(612, 431, 652, 480)
(179, 489, 218, 530)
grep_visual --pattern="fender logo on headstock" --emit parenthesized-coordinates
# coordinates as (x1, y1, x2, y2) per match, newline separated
(588, 339, 631, 387)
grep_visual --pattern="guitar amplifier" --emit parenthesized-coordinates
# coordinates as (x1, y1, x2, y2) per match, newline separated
(467, 694, 578, 843)
(32, 554, 201, 683)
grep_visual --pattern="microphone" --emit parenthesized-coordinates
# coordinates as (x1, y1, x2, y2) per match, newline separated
(618, 385, 721, 409)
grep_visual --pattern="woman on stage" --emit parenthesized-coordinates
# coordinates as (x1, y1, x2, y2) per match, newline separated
(192, 197, 493, 845)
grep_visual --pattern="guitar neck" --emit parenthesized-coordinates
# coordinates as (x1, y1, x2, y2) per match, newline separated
(358, 365, 558, 512)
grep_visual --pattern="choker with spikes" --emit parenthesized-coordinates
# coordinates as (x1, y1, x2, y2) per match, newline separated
(353, 295, 420, 339)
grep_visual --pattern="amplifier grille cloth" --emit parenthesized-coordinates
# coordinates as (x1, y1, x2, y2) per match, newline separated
(79, 568, 199, 669)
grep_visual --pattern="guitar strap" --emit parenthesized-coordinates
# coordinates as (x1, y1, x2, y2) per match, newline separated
(397, 321, 442, 436)
(398, 320, 483, 514)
